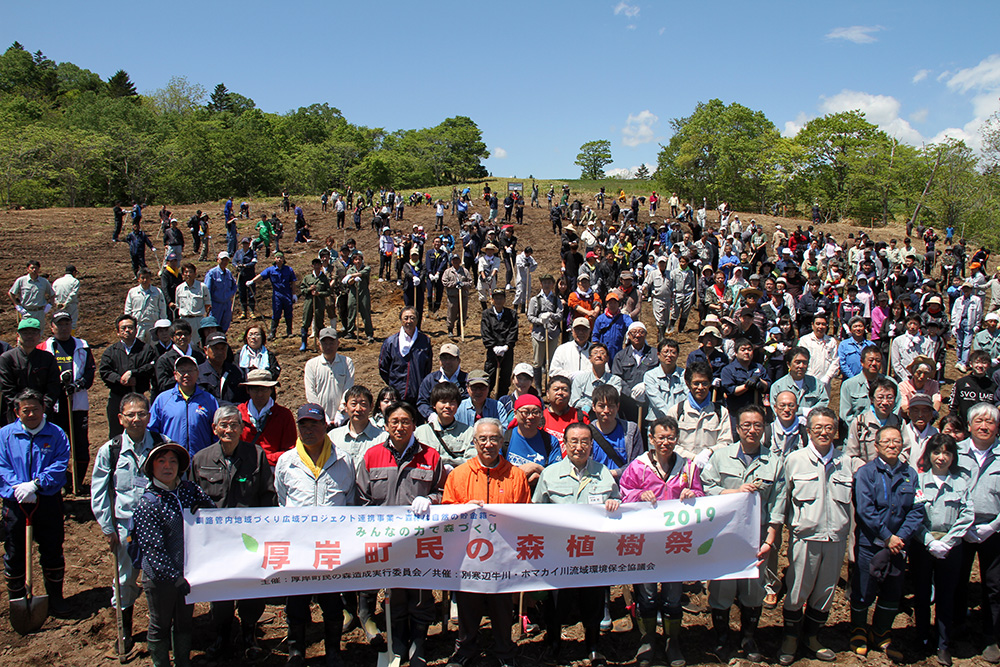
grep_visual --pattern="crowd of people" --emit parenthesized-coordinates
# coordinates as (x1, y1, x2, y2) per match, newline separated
(2, 186, 1000, 667)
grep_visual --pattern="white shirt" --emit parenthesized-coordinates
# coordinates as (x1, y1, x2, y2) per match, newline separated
(304, 354, 355, 422)
(398, 327, 417, 357)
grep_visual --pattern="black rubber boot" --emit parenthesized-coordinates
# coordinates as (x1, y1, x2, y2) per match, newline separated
(172, 630, 192, 667)
(635, 615, 658, 667)
(872, 604, 903, 662)
(206, 615, 233, 659)
(121, 605, 136, 653)
(410, 623, 429, 667)
(241, 620, 264, 661)
(778, 608, 804, 666)
(286, 623, 306, 666)
(6, 574, 26, 601)
(43, 566, 71, 617)
(740, 606, 763, 662)
(850, 605, 869, 656)
(709, 609, 731, 662)
(664, 615, 687, 667)
(324, 616, 344, 667)
(803, 607, 836, 661)
(147, 638, 170, 667)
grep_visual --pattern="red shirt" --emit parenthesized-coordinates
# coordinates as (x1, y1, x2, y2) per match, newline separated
(542, 406, 590, 455)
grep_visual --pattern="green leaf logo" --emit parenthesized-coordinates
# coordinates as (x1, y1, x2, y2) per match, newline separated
(697, 539, 713, 556)
(242, 533, 259, 553)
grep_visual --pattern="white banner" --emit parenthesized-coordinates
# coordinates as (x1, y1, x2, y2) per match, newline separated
(185, 494, 760, 603)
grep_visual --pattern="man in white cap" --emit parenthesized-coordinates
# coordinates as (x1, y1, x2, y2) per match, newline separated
(611, 320, 658, 423)
(477, 243, 501, 309)
(52, 265, 81, 331)
(641, 253, 673, 342)
(973, 312, 1000, 370)
(550, 317, 594, 381)
(204, 251, 238, 333)
(953, 279, 983, 372)
(304, 327, 355, 426)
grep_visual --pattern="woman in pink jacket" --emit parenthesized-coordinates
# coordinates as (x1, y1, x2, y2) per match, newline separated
(619, 416, 703, 667)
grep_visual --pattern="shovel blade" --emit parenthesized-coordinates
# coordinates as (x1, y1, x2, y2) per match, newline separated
(10, 592, 49, 635)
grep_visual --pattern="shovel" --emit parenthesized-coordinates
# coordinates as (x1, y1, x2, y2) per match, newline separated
(375, 589, 400, 667)
(10, 505, 48, 634)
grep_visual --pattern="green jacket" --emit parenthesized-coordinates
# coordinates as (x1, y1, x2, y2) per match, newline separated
(300, 271, 330, 299)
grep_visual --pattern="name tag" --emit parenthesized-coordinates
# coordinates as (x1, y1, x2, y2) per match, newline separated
(589, 493, 605, 505)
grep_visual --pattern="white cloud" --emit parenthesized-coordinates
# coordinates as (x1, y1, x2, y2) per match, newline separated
(946, 54, 1000, 94)
(622, 110, 659, 147)
(613, 1, 639, 18)
(912, 69, 930, 84)
(607, 166, 640, 178)
(909, 109, 929, 124)
(658, 27, 666, 35)
(627, 24, 636, 30)
(782, 112, 811, 138)
(818, 90, 923, 143)
(825, 25, 883, 44)
(492, 147, 507, 159)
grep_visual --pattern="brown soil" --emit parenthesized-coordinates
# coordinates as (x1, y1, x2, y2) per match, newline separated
(0, 199, 981, 666)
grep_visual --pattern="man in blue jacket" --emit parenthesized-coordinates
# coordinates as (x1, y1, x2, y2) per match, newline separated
(849, 424, 924, 660)
(0, 388, 71, 615)
(203, 252, 238, 333)
(591, 290, 633, 360)
(149, 356, 218, 456)
(246, 252, 297, 339)
(378, 307, 432, 406)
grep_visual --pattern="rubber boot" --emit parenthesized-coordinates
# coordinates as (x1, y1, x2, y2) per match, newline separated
(635, 615, 658, 667)
(709, 609, 731, 662)
(585, 625, 607, 666)
(739, 606, 763, 662)
(324, 616, 344, 667)
(241, 620, 264, 661)
(778, 608, 804, 666)
(664, 615, 687, 667)
(410, 623, 429, 667)
(299, 332, 308, 352)
(286, 623, 306, 666)
(147, 638, 170, 667)
(850, 605, 869, 656)
(872, 604, 903, 662)
(43, 566, 71, 617)
(121, 605, 136, 654)
(172, 630, 192, 667)
(802, 607, 836, 661)
(207, 615, 233, 659)
(6, 574, 26, 601)
(357, 591, 384, 650)
(269, 325, 278, 341)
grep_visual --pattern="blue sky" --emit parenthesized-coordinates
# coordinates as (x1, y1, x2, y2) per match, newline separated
(5, 0, 1000, 178)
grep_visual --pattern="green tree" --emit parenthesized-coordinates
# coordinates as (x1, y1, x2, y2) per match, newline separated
(208, 83, 232, 113)
(148, 75, 207, 116)
(576, 140, 612, 179)
(635, 163, 650, 180)
(106, 70, 137, 98)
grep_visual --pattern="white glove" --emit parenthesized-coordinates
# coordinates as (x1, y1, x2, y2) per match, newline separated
(245, 280, 254, 287)
(492, 345, 506, 356)
(292, 295, 298, 303)
(342, 276, 352, 284)
(151, 247, 156, 252)
(14, 481, 38, 504)
(43, 304, 52, 314)
(693, 448, 713, 469)
(413, 277, 421, 286)
(970, 524, 997, 543)
(712, 377, 722, 387)
(410, 496, 432, 516)
(630, 384, 646, 400)
(927, 540, 950, 559)
(432, 274, 440, 281)
(15, 305, 27, 316)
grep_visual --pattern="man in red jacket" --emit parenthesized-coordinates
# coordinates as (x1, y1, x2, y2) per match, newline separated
(237, 369, 295, 467)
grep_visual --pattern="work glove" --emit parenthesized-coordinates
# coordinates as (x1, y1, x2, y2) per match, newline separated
(245, 280, 254, 287)
(630, 384, 646, 400)
(412, 277, 421, 286)
(969, 524, 996, 543)
(693, 448, 713, 470)
(60, 369, 74, 386)
(43, 304, 52, 314)
(14, 481, 38, 504)
(410, 496, 432, 516)
(711, 377, 722, 388)
(927, 540, 951, 559)
(15, 305, 28, 316)
(342, 276, 352, 284)
(292, 295, 298, 303)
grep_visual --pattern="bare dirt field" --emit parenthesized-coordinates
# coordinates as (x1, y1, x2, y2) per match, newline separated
(0, 196, 984, 666)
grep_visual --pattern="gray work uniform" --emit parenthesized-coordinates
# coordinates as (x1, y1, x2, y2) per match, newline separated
(701, 443, 783, 609)
(772, 445, 860, 613)
(665, 399, 733, 461)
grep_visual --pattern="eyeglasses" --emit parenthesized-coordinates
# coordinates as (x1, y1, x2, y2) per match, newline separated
(878, 438, 904, 446)
(121, 411, 149, 419)
(216, 421, 243, 431)
(476, 436, 502, 444)
(518, 409, 542, 417)
(810, 425, 836, 434)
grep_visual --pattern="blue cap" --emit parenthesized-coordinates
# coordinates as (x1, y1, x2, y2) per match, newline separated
(296, 403, 326, 422)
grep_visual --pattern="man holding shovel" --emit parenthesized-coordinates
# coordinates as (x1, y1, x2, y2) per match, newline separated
(91, 392, 164, 658)
(0, 388, 71, 624)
